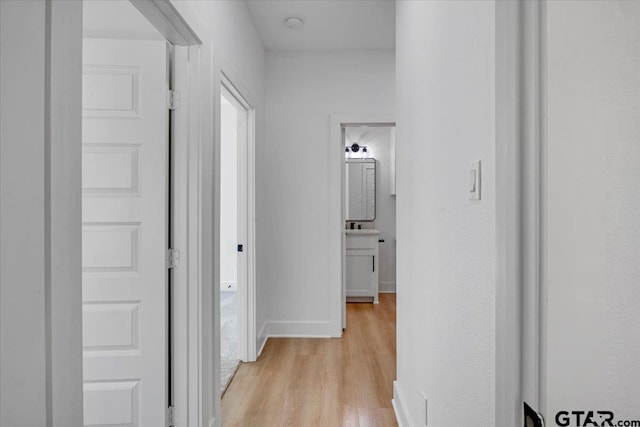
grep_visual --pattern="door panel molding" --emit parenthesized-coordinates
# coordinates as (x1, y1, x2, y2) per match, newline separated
(82, 38, 169, 427)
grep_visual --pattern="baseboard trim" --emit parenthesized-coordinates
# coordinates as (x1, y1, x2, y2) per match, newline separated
(379, 281, 396, 293)
(264, 320, 332, 337)
(255, 321, 335, 361)
(392, 381, 412, 427)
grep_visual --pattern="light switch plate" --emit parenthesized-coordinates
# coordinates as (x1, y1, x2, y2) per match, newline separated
(469, 161, 481, 201)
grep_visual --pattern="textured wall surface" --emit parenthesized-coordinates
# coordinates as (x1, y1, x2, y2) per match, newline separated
(395, 1, 496, 425)
(545, 0, 640, 419)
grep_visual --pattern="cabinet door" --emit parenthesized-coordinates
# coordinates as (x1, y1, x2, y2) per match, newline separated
(346, 252, 375, 297)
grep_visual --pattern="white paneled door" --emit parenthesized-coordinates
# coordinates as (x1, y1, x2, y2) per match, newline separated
(82, 39, 169, 427)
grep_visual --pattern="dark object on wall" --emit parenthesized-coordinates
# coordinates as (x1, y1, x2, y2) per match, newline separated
(524, 402, 544, 427)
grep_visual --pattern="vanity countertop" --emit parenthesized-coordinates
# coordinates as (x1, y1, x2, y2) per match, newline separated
(345, 229, 381, 236)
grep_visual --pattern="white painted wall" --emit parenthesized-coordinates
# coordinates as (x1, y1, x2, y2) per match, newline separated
(263, 51, 394, 335)
(395, 1, 496, 425)
(1, 4, 48, 424)
(220, 99, 238, 288)
(0, 1, 83, 425)
(345, 126, 396, 292)
(544, 1, 640, 420)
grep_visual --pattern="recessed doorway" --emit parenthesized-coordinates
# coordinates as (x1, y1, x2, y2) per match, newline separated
(219, 77, 256, 395)
(343, 124, 397, 305)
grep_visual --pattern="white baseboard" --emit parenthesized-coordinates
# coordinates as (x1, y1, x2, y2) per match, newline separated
(255, 320, 333, 360)
(379, 281, 396, 293)
(392, 381, 412, 427)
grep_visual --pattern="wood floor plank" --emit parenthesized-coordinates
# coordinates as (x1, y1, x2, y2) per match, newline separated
(222, 294, 397, 427)
(357, 407, 398, 427)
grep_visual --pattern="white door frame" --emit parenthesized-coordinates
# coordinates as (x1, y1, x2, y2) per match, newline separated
(202, 54, 259, 425)
(131, 3, 261, 425)
(494, 2, 521, 425)
(328, 113, 395, 335)
(495, 0, 545, 425)
(219, 73, 257, 363)
(118, 4, 214, 427)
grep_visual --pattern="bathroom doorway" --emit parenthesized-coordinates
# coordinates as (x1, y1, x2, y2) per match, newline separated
(339, 120, 396, 329)
(219, 77, 255, 394)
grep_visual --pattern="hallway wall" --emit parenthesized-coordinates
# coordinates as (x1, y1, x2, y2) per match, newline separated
(263, 51, 394, 336)
(395, 1, 496, 425)
(220, 100, 239, 288)
(544, 0, 640, 419)
(0, 1, 83, 425)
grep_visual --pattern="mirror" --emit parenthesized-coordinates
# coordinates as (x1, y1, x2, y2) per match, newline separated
(345, 158, 376, 221)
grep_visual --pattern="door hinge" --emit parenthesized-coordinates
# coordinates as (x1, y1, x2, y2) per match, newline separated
(167, 406, 176, 427)
(168, 90, 181, 111)
(167, 248, 181, 269)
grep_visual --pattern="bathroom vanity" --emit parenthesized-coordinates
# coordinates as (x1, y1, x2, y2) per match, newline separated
(345, 229, 380, 303)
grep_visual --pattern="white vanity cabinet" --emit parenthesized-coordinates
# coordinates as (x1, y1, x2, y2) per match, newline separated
(345, 229, 380, 303)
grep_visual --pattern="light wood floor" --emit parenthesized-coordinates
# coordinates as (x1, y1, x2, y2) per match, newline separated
(222, 294, 397, 427)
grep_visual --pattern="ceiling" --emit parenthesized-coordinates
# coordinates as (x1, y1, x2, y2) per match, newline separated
(244, 0, 395, 51)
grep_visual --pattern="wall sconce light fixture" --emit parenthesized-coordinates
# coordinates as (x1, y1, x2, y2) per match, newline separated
(345, 143, 368, 158)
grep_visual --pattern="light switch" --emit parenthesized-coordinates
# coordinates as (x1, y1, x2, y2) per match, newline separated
(469, 161, 481, 201)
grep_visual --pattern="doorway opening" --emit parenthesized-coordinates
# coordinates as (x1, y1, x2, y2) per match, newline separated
(219, 76, 256, 395)
(339, 122, 396, 329)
